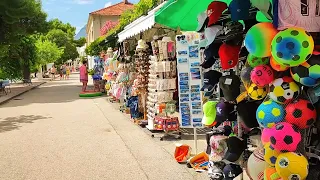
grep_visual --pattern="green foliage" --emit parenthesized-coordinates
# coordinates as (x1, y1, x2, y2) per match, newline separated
(74, 37, 86, 47)
(88, 69, 95, 76)
(85, 36, 107, 56)
(46, 29, 69, 47)
(48, 19, 76, 39)
(35, 39, 63, 66)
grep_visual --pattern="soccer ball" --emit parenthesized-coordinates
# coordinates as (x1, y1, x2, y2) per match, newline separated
(251, 65, 274, 87)
(261, 127, 273, 145)
(285, 99, 316, 129)
(256, 100, 285, 128)
(269, 76, 300, 104)
(264, 142, 281, 166)
(275, 152, 308, 180)
(291, 55, 320, 87)
(270, 56, 289, 72)
(264, 167, 281, 180)
(271, 27, 314, 67)
(269, 122, 301, 152)
(247, 54, 270, 68)
(248, 83, 268, 100)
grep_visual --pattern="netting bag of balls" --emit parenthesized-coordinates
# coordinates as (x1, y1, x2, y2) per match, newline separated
(242, 22, 320, 180)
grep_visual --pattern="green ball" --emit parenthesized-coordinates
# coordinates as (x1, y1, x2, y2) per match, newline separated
(247, 54, 270, 68)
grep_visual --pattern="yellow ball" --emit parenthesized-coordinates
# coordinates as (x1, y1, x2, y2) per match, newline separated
(248, 83, 268, 100)
(264, 142, 281, 166)
(275, 152, 308, 180)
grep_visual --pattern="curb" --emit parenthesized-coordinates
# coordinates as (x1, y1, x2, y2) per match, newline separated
(0, 82, 46, 105)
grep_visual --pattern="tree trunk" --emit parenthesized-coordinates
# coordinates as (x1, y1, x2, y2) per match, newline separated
(22, 63, 30, 80)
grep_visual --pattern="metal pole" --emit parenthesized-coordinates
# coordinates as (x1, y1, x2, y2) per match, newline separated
(194, 127, 198, 154)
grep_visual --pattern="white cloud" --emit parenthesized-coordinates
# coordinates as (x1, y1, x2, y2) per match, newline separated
(104, 2, 112, 8)
(73, 0, 94, 5)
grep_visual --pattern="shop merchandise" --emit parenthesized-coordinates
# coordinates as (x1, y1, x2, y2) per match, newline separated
(223, 163, 243, 180)
(246, 148, 267, 180)
(219, 74, 241, 102)
(224, 136, 246, 162)
(207, 1, 228, 27)
(200, 70, 222, 92)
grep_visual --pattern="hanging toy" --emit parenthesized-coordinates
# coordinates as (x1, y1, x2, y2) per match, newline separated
(245, 22, 278, 57)
(264, 142, 281, 166)
(264, 167, 281, 180)
(256, 100, 285, 128)
(247, 54, 270, 68)
(270, 56, 289, 71)
(271, 27, 314, 67)
(247, 83, 268, 100)
(285, 99, 316, 129)
(250, 65, 274, 87)
(291, 54, 320, 87)
(275, 152, 308, 180)
(269, 77, 300, 104)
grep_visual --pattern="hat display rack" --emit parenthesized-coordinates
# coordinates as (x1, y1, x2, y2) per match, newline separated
(146, 36, 180, 139)
(187, 0, 320, 179)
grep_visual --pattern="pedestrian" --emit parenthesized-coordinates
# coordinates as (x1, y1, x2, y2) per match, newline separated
(80, 61, 88, 92)
(66, 65, 70, 79)
(51, 66, 56, 80)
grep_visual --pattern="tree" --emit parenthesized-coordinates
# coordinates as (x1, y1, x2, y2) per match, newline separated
(48, 19, 76, 39)
(35, 39, 63, 66)
(74, 37, 86, 47)
(46, 29, 69, 47)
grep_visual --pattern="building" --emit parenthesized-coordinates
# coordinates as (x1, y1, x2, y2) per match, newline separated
(86, 0, 134, 44)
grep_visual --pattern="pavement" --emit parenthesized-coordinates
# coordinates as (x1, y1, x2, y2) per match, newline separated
(0, 74, 208, 180)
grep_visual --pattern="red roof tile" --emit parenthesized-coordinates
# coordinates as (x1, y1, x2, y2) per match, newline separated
(90, 1, 134, 16)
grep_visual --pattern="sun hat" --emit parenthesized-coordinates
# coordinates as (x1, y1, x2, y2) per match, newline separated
(219, 74, 241, 102)
(223, 163, 243, 180)
(136, 39, 149, 50)
(196, 11, 209, 32)
(201, 70, 222, 92)
(224, 136, 246, 162)
(229, 0, 251, 21)
(250, 0, 272, 20)
(205, 25, 223, 47)
(207, 1, 228, 27)
(218, 43, 241, 70)
(202, 101, 218, 126)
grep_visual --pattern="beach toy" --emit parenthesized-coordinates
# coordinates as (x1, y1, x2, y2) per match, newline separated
(275, 152, 308, 180)
(270, 56, 289, 71)
(269, 77, 300, 104)
(79, 91, 103, 97)
(285, 99, 316, 129)
(264, 167, 282, 180)
(251, 65, 274, 87)
(291, 55, 320, 87)
(247, 54, 270, 68)
(245, 22, 278, 57)
(264, 142, 281, 166)
(247, 83, 268, 100)
(256, 100, 285, 128)
(271, 27, 314, 67)
(269, 122, 301, 152)
(261, 127, 272, 145)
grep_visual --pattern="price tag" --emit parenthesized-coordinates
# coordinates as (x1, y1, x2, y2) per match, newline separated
(225, 78, 232, 85)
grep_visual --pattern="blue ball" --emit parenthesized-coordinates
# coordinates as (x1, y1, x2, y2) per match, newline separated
(256, 100, 285, 128)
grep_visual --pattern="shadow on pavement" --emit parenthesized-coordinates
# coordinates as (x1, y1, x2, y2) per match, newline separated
(0, 115, 51, 133)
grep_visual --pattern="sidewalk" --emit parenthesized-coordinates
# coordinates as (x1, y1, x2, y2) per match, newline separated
(0, 81, 46, 105)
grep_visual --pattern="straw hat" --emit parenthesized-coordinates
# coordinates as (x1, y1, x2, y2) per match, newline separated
(136, 40, 149, 50)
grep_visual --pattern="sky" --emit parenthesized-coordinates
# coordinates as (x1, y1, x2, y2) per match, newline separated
(42, 0, 140, 35)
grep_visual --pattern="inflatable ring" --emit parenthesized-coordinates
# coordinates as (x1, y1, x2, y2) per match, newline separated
(79, 91, 103, 97)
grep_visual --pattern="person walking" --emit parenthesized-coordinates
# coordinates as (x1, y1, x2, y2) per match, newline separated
(51, 66, 56, 80)
(80, 61, 88, 92)
(66, 65, 70, 79)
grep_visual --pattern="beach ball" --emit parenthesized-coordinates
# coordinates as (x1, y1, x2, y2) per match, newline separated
(285, 99, 316, 129)
(269, 77, 300, 104)
(269, 122, 301, 152)
(261, 128, 273, 145)
(245, 22, 278, 57)
(264, 142, 281, 166)
(251, 65, 274, 87)
(247, 148, 267, 180)
(275, 152, 308, 180)
(291, 55, 320, 87)
(270, 56, 289, 72)
(248, 83, 268, 100)
(271, 27, 314, 67)
(264, 167, 282, 180)
(256, 100, 285, 128)
(247, 54, 270, 68)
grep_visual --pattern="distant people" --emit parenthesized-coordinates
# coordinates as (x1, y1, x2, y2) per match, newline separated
(66, 65, 70, 79)
(80, 61, 88, 92)
(51, 66, 56, 80)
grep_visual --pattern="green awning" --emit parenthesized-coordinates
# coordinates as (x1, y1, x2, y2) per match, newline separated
(155, 0, 272, 31)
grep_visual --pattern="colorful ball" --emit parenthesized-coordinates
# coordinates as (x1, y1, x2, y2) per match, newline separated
(285, 99, 316, 129)
(269, 77, 300, 104)
(262, 128, 273, 145)
(269, 122, 301, 152)
(264, 142, 281, 166)
(256, 100, 285, 128)
(251, 65, 274, 86)
(247, 54, 270, 68)
(271, 27, 314, 67)
(270, 56, 289, 72)
(275, 152, 309, 180)
(291, 55, 320, 87)
(264, 167, 282, 180)
(245, 22, 278, 57)
(247, 148, 267, 180)
(248, 83, 268, 100)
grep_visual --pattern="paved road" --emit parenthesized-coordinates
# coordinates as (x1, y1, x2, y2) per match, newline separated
(0, 74, 195, 180)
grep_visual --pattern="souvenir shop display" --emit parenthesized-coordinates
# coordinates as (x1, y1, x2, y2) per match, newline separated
(176, 32, 204, 128)
(146, 36, 178, 131)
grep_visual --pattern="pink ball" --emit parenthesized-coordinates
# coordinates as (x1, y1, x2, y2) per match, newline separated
(261, 128, 272, 145)
(269, 122, 301, 152)
(250, 65, 274, 87)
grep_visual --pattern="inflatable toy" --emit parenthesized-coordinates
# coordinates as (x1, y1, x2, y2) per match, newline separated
(79, 91, 103, 97)
(271, 27, 314, 67)
(247, 54, 270, 68)
(264, 142, 281, 166)
(291, 55, 320, 87)
(247, 83, 268, 100)
(247, 148, 267, 180)
(275, 152, 308, 180)
(256, 100, 285, 128)
(270, 56, 289, 71)
(251, 65, 274, 87)
(269, 77, 300, 104)
(261, 127, 272, 145)
(245, 22, 278, 57)
(269, 122, 301, 152)
(264, 167, 282, 180)
(285, 99, 316, 129)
